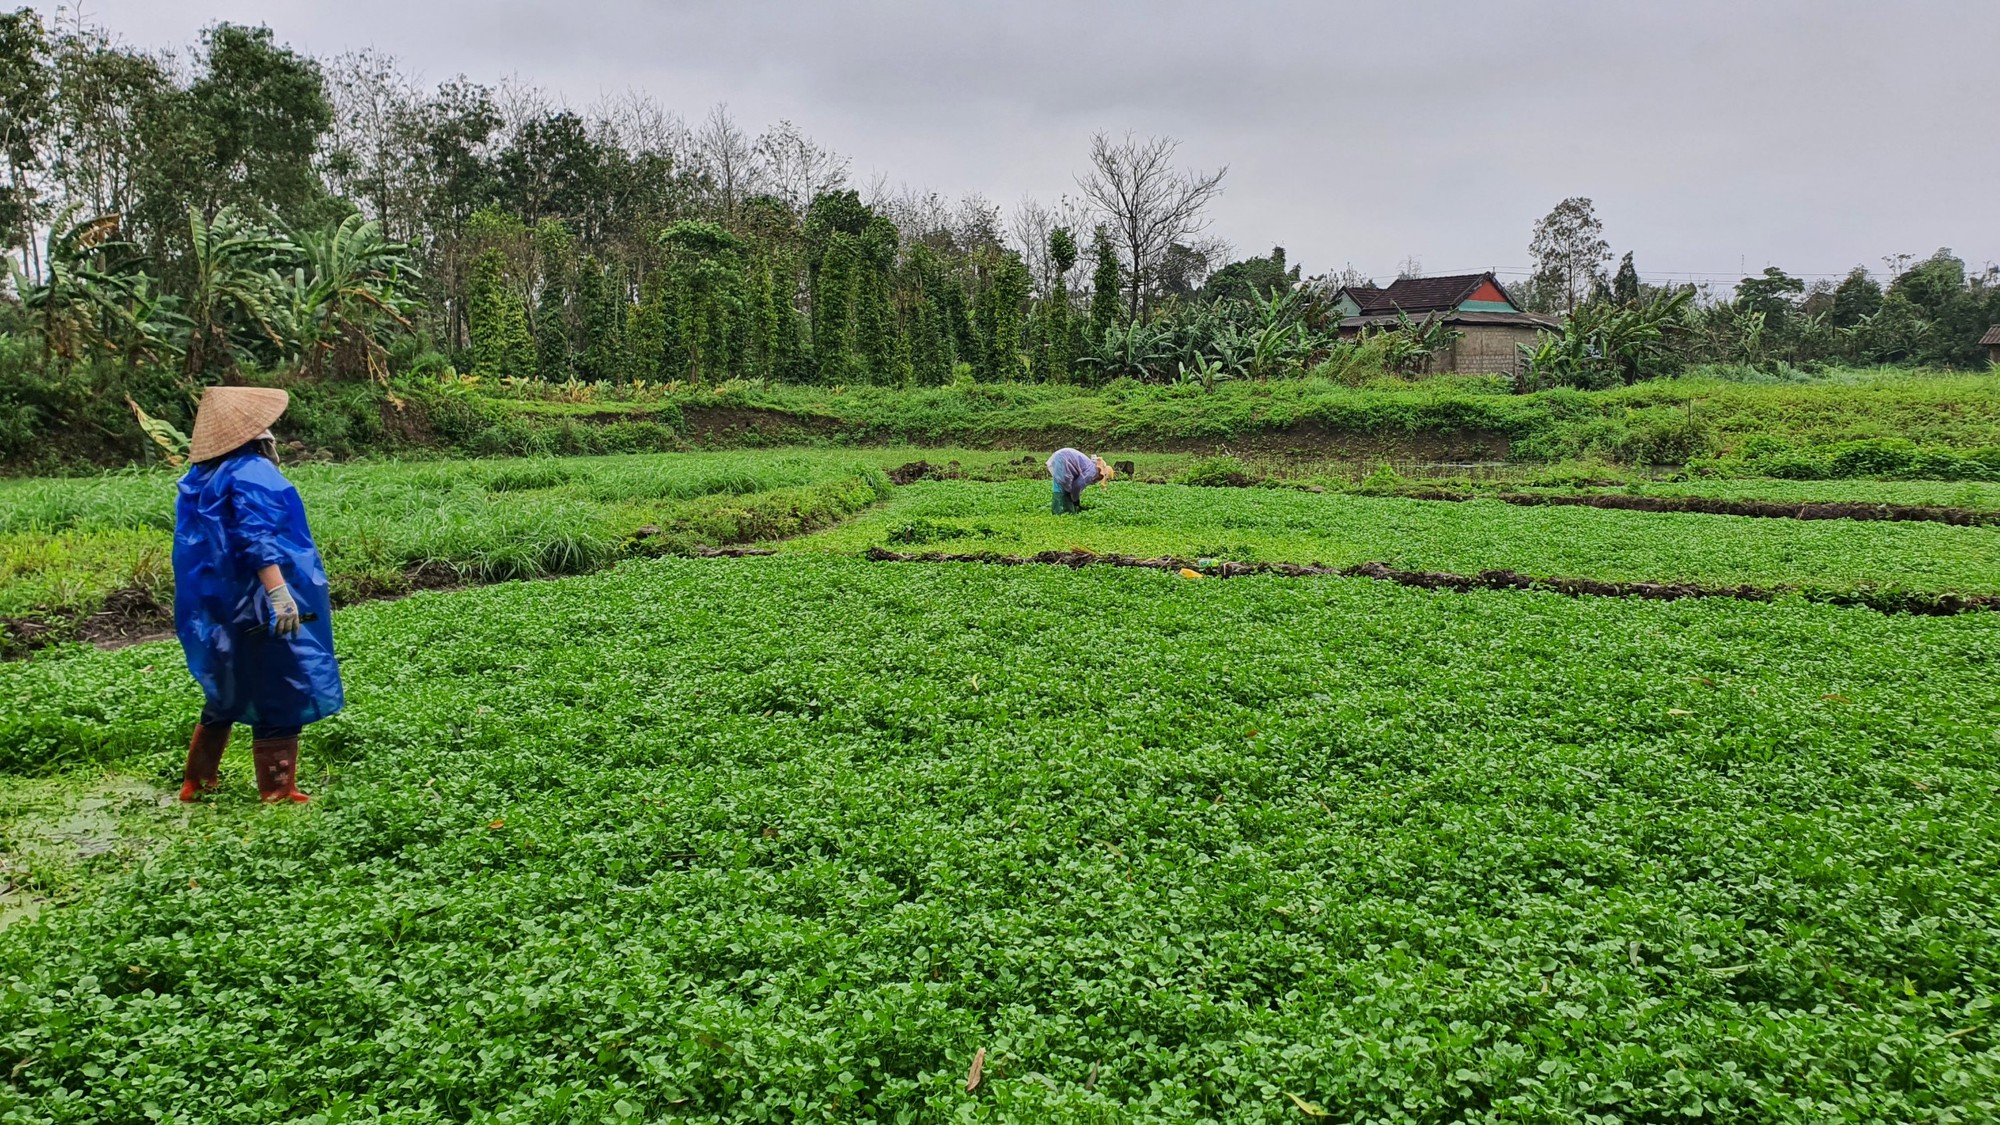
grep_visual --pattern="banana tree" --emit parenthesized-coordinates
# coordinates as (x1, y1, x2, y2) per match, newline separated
(285, 213, 420, 381)
(1245, 320, 1307, 380)
(1176, 354, 1232, 393)
(1079, 319, 1175, 383)
(1371, 310, 1461, 375)
(11, 212, 151, 367)
(182, 207, 297, 377)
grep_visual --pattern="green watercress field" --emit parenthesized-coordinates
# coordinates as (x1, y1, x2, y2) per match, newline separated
(786, 480, 2000, 600)
(0, 451, 899, 648)
(0, 556, 1996, 1122)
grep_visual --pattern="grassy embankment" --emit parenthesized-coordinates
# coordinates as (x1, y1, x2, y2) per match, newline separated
(16, 364, 1999, 475)
(425, 366, 2000, 473)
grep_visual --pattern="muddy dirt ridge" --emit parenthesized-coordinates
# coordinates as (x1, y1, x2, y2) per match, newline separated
(1400, 489, 2000, 527)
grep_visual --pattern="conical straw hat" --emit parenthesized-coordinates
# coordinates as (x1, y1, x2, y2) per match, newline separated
(187, 386, 289, 462)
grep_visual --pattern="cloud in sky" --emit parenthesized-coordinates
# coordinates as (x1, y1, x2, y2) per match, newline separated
(52, 0, 2000, 286)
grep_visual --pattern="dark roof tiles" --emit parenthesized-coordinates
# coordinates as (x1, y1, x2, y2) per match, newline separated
(1338, 309, 1561, 331)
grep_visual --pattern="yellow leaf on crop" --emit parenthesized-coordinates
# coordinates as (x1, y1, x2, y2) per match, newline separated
(965, 1047, 985, 1092)
(1178, 568, 1203, 580)
(1822, 694, 1850, 703)
(1284, 1092, 1331, 1117)
(1667, 709, 1693, 716)
(487, 818, 505, 830)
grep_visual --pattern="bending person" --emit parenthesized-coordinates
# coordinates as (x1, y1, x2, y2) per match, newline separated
(175, 387, 343, 804)
(1047, 447, 1115, 515)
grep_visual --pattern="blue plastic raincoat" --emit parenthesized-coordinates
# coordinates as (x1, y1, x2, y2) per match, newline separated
(173, 451, 344, 728)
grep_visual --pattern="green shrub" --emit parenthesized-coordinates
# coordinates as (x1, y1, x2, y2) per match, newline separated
(1176, 455, 1255, 487)
(1619, 410, 1717, 464)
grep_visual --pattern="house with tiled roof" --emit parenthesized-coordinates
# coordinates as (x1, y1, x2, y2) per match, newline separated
(1333, 271, 1561, 376)
(1982, 325, 2000, 366)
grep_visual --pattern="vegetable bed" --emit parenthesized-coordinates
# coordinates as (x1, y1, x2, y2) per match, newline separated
(786, 480, 2000, 601)
(1, 555, 1995, 1122)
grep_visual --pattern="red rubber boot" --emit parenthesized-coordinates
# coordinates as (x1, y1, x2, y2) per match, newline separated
(252, 736, 310, 804)
(179, 722, 231, 802)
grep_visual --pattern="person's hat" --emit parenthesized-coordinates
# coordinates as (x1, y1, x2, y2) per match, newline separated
(1093, 455, 1116, 482)
(188, 386, 289, 462)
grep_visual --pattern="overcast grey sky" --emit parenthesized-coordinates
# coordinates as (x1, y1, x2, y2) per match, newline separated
(49, 0, 2000, 287)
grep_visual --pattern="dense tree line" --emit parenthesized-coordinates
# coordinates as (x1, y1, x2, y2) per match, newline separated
(0, 9, 1991, 449)
(1521, 198, 2000, 387)
(0, 11, 1282, 397)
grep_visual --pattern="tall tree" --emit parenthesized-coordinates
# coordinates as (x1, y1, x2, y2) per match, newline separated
(1076, 131, 1226, 320)
(854, 215, 900, 384)
(185, 24, 333, 222)
(1035, 226, 1077, 381)
(1528, 197, 1610, 314)
(45, 26, 168, 226)
(1611, 252, 1641, 305)
(1088, 225, 1121, 341)
(974, 250, 1031, 382)
(574, 255, 626, 381)
(465, 248, 533, 380)
(694, 103, 758, 221)
(531, 220, 574, 380)
(495, 111, 607, 235)
(625, 267, 677, 381)
(659, 220, 745, 384)
(804, 189, 874, 382)
(0, 9, 51, 259)
(1735, 267, 1805, 329)
(1829, 266, 1882, 328)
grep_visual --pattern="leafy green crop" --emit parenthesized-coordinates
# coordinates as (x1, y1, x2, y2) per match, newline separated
(787, 480, 2000, 600)
(0, 556, 1996, 1121)
(0, 452, 895, 648)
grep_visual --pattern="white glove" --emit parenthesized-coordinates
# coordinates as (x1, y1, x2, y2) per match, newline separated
(266, 581, 301, 637)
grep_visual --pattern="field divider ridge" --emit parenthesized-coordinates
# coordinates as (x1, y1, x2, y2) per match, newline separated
(1395, 489, 2000, 526)
(858, 546, 2000, 617)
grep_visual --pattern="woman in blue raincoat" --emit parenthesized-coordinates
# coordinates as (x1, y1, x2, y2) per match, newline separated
(1047, 447, 1115, 514)
(174, 386, 342, 804)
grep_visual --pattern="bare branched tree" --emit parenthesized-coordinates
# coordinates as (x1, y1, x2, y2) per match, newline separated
(590, 88, 689, 160)
(1323, 263, 1374, 290)
(858, 170, 894, 210)
(1010, 193, 1090, 297)
(320, 49, 419, 234)
(493, 75, 555, 137)
(754, 120, 847, 214)
(1076, 131, 1226, 318)
(951, 192, 1003, 255)
(693, 103, 758, 219)
(874, 183, 952, 249)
